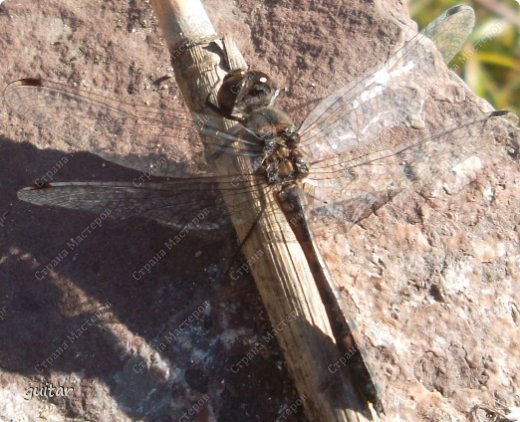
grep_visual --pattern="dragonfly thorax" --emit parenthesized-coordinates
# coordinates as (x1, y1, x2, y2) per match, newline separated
(242, 106, 309, 186)
(216, 69, 309, 186)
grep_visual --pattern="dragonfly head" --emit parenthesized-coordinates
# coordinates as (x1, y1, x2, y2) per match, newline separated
(217, 70, 278, 120)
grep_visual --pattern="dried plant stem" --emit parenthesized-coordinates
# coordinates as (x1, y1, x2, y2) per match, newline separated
(149, 1, 374, 420)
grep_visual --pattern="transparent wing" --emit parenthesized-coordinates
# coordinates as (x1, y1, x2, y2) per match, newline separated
(298, 5, 475, 162)
(421, 4, 476, 64)
(4, 79, 264, 177)
(18, 175, 273, 231)
(302, 111, 517, 235)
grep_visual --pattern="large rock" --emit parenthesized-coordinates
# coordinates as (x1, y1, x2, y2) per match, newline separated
(0, 0, 517, 420)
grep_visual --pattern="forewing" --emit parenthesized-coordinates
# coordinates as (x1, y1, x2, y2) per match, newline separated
(4, 79, 262, 177)
(298, 5, 475, 161)
(422, 5, 476, 63)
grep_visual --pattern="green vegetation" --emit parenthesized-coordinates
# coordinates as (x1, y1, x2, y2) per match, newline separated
(412, 0, 520, 114)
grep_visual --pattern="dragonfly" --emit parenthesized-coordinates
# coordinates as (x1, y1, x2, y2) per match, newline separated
(4, 4, 513, 411)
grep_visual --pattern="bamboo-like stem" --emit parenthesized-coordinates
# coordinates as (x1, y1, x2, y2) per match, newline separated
(149, 1, 373, 420)
(150, 0, 216, 45)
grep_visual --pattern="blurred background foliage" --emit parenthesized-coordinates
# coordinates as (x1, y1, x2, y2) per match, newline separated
(411, 0, 520, 114)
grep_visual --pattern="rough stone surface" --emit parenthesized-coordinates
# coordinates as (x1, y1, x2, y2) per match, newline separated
(0, 0, 518, 421)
